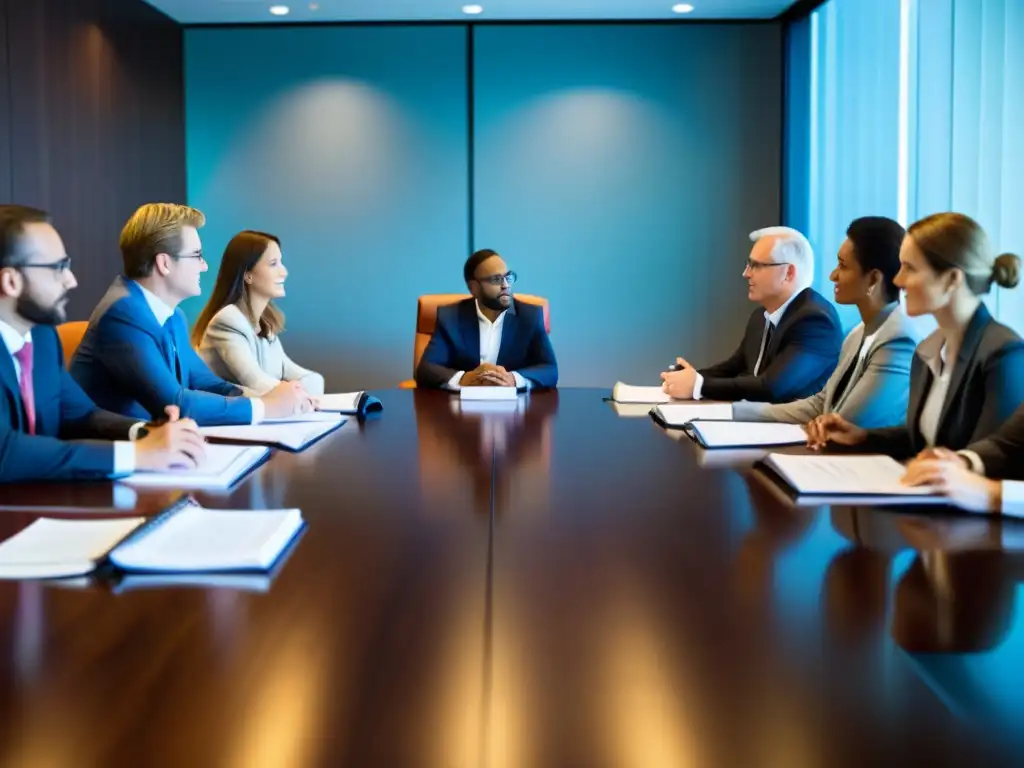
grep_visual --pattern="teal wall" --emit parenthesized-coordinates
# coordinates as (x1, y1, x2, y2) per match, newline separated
(185, 23, 782, 390)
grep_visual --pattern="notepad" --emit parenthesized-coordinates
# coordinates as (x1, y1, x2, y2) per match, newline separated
(200, 417, 345, 451)
(460, 386, 518, 401)
(762, 453, 938, 502)
(122, 444, 269, 489)
(653, 402, 734, 426)
(317, 391, 383, 415)
(611, 382, 673, 404)
(684, 421, 808, 449)
(0, 518, 145, 579)
(109, 504, 304, 573)
(0, 500, 305, 580)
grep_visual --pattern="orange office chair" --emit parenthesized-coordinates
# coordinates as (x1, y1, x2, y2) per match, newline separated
(56, 321, 89, 368)
(399, 293, 551, 388)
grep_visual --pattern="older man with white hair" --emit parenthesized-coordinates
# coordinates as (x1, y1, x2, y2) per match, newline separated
(662, 226, 842, 402)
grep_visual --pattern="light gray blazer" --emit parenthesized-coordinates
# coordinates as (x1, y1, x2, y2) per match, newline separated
(732, 304, 921, 428)
(197, 304, 325, 397)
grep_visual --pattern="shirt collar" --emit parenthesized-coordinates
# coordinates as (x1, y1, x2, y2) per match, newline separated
(475, 299, 514, 326)
(917, 329, 956, 377)
(764, 290, 800, 327)
(133, 280, 176, 326)
(0, 318, 31, 356)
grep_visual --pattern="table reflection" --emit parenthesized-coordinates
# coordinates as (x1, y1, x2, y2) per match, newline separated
(414, 390, 559, 518)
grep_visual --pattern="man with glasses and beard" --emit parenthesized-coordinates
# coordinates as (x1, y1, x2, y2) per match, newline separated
(0, 205, 206, 482)
(415, 248, 558, 390)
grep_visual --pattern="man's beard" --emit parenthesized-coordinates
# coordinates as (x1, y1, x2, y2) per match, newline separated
(17, 291, 67, 326)
(479, 293, 510, 312)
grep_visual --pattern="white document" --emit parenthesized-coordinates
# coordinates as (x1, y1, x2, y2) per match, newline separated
(654, 402, 734, 426)
(316, 392, 364, 413)
(122, 444, 269, 489)
(200, 417, 345, 451)
(109, 505, 304, 573)
(459, 386, 518, 401)
(687, 421, 808, 448)
(763, 453, 935, 497)
(611, 382, 673, 404)
(0, 517, 144, 579)
(263, 411, 342, 424)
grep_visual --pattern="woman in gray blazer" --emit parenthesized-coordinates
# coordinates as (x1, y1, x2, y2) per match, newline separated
(191, 230, 325, 397)
(808, 212, 1024, 459)
(733, 217, 920, 428)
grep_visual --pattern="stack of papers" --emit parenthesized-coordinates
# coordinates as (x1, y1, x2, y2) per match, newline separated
(684, 421, 808, 449)
(122, 444, 269, 489)
(460, 386, 518, 401)
(611, 383, 673, 404)
(317, 391, 383, 415)
(653, 402, 734, 426)
(201, 416, 345, 451)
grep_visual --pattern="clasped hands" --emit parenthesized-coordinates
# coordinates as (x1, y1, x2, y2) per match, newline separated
(460, 363, 516, 388)
(660, 357, 697, 400)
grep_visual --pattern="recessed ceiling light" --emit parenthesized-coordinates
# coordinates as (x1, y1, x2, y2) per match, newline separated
(309, 2, 319, 9)
(672, 3, 695, 12)
(462, 4, 484, 14)
(269, 4, 290, 15)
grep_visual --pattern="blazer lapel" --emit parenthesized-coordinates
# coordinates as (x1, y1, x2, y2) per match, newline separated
(0, 349, 23, 431)
(826, 325, 865, 412)
(496, 305, 519, 367)
(936, 303, 989, 440)
(765, 289, 809, 362)
(31, 338, 53, 436)
(459, 300, 481, 366)
(906, 355, 932, 442)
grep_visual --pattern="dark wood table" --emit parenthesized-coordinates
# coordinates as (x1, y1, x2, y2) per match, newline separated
(1, 388, 1021, 766)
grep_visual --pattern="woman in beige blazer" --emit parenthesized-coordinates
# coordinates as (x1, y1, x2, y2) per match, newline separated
(191, 230, 324, 397)
(733, 216, 921, 428)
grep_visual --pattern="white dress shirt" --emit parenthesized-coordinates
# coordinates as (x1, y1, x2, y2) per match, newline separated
(445, 301, 531, 391)
(135, 283, 264, 423)
(916, 333, 955, 448)
(0, 318, 136, 474)
(958, 452, 1024, 518)
(692, 291, 800, 401)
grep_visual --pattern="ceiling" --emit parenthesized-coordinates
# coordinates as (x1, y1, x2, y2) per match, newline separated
(144, 0, 798, 24)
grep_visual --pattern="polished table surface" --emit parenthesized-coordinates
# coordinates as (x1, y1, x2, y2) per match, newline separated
(1, 388, 1023, 766)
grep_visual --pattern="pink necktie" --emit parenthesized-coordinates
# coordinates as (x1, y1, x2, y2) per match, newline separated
(13, 342, 36, 435)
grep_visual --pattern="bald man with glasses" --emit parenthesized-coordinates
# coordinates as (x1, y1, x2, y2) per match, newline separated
(415, 248, 558, 390)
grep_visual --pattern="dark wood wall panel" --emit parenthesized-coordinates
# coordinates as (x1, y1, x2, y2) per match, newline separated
(0, 0, 12, 202)
(4, 0, 184, 320)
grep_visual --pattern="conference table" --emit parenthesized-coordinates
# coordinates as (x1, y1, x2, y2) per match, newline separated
(1, 388, 1022, 766)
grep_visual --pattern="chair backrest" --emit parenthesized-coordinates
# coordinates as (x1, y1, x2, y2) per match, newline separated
(412, 293, 551, 375)
(56, 321, 89, 368)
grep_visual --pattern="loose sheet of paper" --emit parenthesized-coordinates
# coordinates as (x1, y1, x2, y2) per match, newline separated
(0, 517, 144, 579)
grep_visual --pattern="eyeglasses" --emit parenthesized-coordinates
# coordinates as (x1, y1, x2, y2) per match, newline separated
(745, 258, 790, 271)
(19, 257, 73, 274)
(176, 250, 206, 263)
(475, 271, 517, 287)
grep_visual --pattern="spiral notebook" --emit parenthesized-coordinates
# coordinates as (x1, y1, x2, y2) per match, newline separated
(0, 497, 305, 580)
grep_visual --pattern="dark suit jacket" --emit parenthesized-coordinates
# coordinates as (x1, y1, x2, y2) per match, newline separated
(70, 276, 251, 425)
(415, 298, 558, 389)
(857, 304, 1024, 461)
(698, 287, 843, 402)
(965, 404, 1024, 481)
(1, 325, 138, 483)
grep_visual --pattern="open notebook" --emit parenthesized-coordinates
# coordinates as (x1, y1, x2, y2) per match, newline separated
(0, 498, 305, 580)
(652, 402, 734, 427)
(611, 383, 673, 404)
(200, 416, 345, 451)
(758, 453, 944, 505)
(683, 421, 808, 449)
(121, 444, 269, 489)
